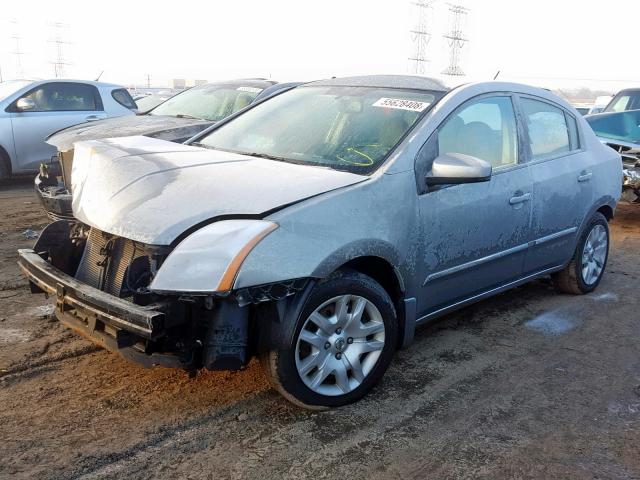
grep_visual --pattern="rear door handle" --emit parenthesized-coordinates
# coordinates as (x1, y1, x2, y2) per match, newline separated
(578, 171, 593, 182)
(509, 192, 531, 205)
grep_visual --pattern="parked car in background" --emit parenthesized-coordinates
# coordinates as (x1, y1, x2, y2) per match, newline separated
(36, 79, 300, 219)
(0, 79, 136, 179)
(573, 104, 591, 116)
(588, 95, 613, 115)
(585, 109, 640, 202)
(19, 76, 621, 408)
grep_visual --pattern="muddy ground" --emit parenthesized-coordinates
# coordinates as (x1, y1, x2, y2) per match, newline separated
(0, 178, 639, 480)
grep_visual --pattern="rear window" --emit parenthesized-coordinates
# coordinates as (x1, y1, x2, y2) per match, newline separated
(521, 98, 570, 160)
(112, 89, 137, 110)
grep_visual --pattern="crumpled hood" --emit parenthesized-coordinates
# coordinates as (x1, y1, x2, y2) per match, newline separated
(47, 115, 212, 151)
(71, 136, 367, 245)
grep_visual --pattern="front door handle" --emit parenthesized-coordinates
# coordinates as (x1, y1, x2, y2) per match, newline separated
(85, 115, 101, 121)
(509, 192, 531, 205)
(578, 170, 593, 182)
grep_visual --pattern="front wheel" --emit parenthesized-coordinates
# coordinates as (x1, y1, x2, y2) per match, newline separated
(553, 212, 610, 294)
(261, 270, 398, 409)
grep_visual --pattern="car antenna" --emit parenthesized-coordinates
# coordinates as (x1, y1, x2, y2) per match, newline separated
(493, 70, 501, 80)
(95, 70, 104, 81)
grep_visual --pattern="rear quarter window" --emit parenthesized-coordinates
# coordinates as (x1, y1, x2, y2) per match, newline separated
(111, 89, 137, 110)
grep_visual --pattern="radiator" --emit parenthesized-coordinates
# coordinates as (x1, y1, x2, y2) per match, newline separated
(75, 228, 149, 298)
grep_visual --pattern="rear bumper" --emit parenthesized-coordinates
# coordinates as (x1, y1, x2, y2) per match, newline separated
(17, 249, 189, 368)
(34, 174, 73, 220)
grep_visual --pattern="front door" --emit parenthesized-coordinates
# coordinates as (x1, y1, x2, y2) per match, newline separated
(416, 95, 533, 316)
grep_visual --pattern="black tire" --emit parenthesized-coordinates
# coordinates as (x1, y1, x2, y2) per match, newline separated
(553, 212, 609, 294)
(261, 270, 398, 409)
(0, 149, 10, 181)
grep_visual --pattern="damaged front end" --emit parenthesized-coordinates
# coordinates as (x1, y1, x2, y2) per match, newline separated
(18, 220, 310, 371)
(35, 151, 75, 220)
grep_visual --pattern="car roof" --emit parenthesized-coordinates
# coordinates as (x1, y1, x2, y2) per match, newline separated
(307, 75, 449, 92)
(23, 78, 126, 89)
(192, 78, 277, 90)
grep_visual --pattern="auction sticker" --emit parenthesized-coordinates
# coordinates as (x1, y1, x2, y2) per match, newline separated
(237, 86, 262, 93)
(372, 97, 430, 112)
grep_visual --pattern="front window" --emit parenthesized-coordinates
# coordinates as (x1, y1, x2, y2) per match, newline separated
(197, 86, 441, 174)
(438, 96, 518, 168)
(18, 82, 100, 112)
(149, 84, 264, 121)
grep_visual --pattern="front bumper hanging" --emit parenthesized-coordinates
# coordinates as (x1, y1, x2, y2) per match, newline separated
(16, 249, 189, 368)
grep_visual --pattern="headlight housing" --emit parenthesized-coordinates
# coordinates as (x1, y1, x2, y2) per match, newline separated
(149, 220, 277, 294)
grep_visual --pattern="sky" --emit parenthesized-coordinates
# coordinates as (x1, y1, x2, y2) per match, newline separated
(0, 0, 638, 93)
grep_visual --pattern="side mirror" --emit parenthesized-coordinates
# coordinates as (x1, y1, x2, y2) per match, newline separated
(426, 152, 492, 186)
(16, 97, 36, 112)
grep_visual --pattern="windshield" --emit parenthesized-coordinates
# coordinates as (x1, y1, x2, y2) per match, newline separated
(0, 80, 31, 102)
(586, 110, 640, 144)
(604, 91, 640, 113)
(149, 84, 263, 121)
(136, 94, 173, 112)
(198, 86, 441, 174)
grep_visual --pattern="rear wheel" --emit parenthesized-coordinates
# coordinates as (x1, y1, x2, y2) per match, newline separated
(553, 212, 609, 294)
(261, 270, 397, 409)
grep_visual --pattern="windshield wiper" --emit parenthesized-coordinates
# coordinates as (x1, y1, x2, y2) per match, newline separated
(174, 114, 201, 120)
(244, 152, 291, 163)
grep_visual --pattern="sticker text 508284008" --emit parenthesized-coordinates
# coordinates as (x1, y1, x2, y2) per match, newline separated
(372, 97, 430, 112)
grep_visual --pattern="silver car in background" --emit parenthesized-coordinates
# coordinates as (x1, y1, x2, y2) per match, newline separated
(0, 79, 135, 178)
(18, 75, 621, 408)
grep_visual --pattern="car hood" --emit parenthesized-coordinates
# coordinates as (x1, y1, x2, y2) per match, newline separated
(46, 115, 213, 151)
(71, 136, 367, 245)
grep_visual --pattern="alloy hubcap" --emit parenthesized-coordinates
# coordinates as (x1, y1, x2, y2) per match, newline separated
(581, 224, 607, 285)
(295, 294, 386, 396)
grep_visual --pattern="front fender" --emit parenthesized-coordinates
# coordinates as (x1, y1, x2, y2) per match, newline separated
(234, 172, 418, 291)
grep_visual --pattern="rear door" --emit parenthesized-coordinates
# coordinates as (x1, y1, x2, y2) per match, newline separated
(9, 82, 107, 171)
(517, 96, 592, 273)
(416, 94, 533, 315)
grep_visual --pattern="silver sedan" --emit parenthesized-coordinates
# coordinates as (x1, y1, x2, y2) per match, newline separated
(18, 75, 621, 408)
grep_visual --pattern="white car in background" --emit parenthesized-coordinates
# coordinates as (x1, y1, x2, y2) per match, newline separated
(0, 79, 136, 179)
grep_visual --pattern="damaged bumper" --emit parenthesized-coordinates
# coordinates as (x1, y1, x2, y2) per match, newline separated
(16, 249, 188, 368)
(34, 173, 73, 220)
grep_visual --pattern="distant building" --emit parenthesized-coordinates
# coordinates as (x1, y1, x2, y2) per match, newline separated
(170, 78, 186, 89)
(169, 79, 208, 89)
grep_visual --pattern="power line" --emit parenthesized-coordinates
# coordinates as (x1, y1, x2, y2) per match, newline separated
(49, 22, 71, 78)
(408, 0, 436, 75)
(10, 19, 24, 78)
(441, 3, 469, 77)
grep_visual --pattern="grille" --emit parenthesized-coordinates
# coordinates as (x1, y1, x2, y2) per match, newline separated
(75, 228, 150, 298)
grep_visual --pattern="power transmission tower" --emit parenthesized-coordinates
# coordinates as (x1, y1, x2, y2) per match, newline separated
(408, 0, 436, 74)
(441, 3, 469, 77)
(49, 22, 71, 78)
(10, 19, 24, 78)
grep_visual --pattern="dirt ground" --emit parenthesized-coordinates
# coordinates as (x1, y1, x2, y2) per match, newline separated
(1, 178, 639, 480)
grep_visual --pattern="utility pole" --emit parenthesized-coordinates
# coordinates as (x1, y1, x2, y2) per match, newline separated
(10, 19, 24, 78)
(145, 73, 151, 88)
(408, 0, 436, 75)
(441, 3, 469, 77)
(49, 22, 71, 78)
